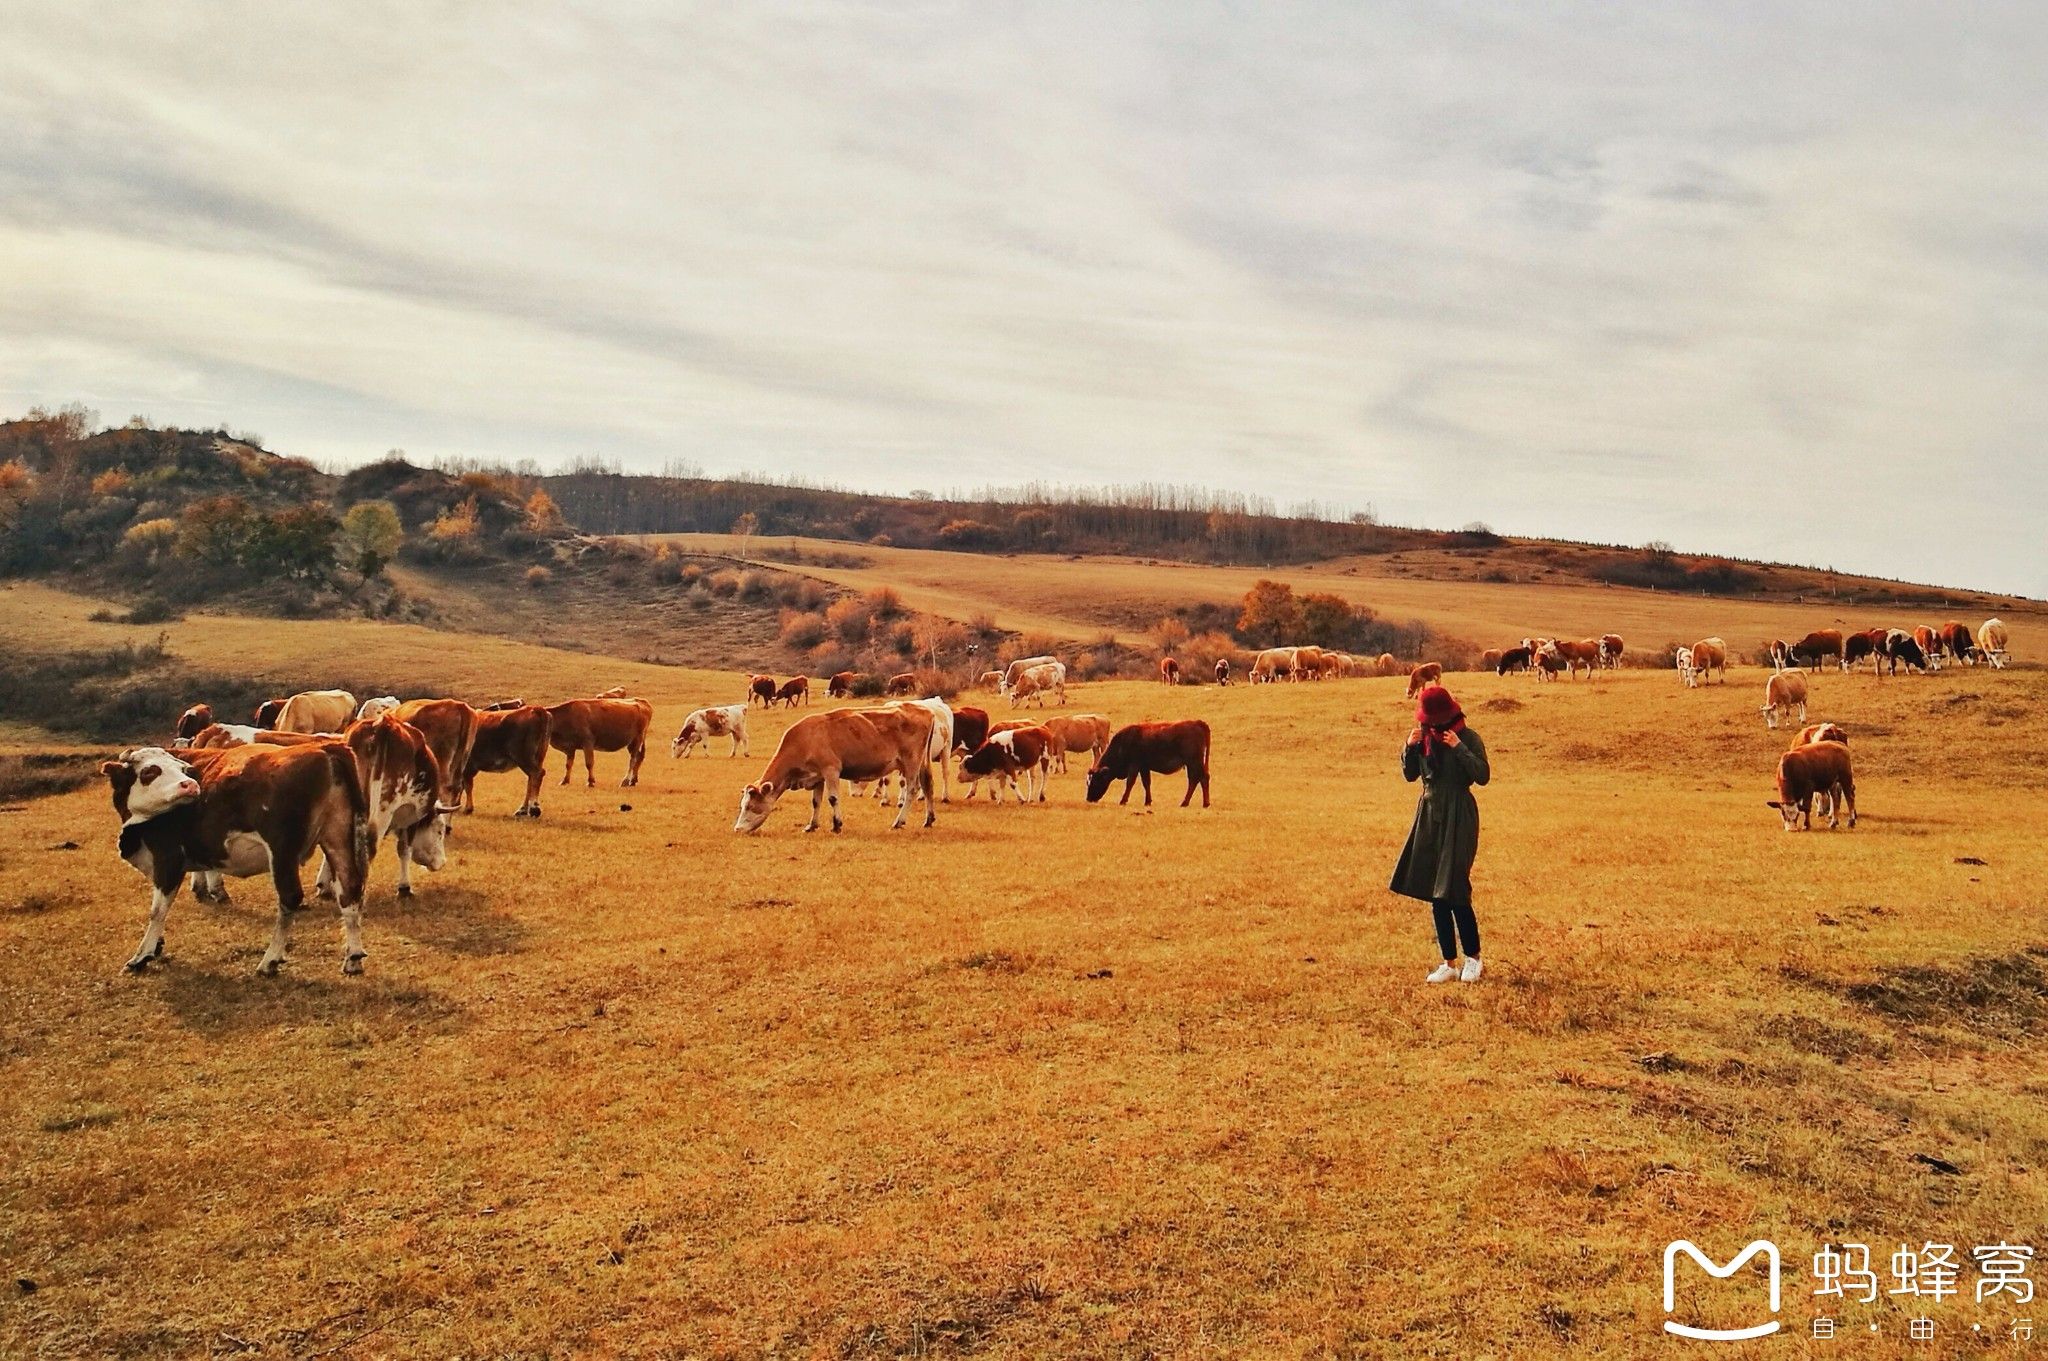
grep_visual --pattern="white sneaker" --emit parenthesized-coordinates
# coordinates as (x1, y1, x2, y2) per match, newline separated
(1426, 962, 1459, 985)
(1459, 957, 1484, 983)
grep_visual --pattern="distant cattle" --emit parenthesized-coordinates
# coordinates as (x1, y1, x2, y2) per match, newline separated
(671, 704, 750, 758)
(273, 690, 358, 734)
(1533, 646, 1567, 682)
(977, 669, 1005, 691)
(774, 676, 810, 707)
(1938, 621, 1978, 666)
(1291, 646, 1328, 680)
(1086, 720, 1211, 808)
(885, 671, 919, 697)
(1214, 658, 1232, 686)
(734, 707, 937, 833)
(1688, 638, 1727, 685)
(1674, 647, 1696, 687)
(828, 671, 859, 699)
(1405, 662, 1443, 698)
(355, 695, 402, 722)
(1496, 646, 1531, 676)
(1766, 639, 1794, 671)
(546, 697, 652, 788)
(462, 704, 551, 817)
(1250, 648, 1296, 683)
(1040, 713, 1111, 773)
(1598, 634, 1625, 668)
(749, 675, 778, 707)
(1789, 629, 1843, 670)
(1009, 662, 1067, 708)
(1548, 638, 1601, 678)
(1842, 628, 1887, 673)
(1372, 652, 1400, 677)
(1001, 656, 1059, 692)
(1912, 625, 1942, 671)
(1979, 618, 2009, 669)
(959, 725, 1054, 804)
(595, 686, 628, 699)
(1480, 649, 1503, 672)
(174, 704, 213, 741)
(1769, 740, 1856, 831)
(1760, 669, 1808, 730)
(1160, 657, 1181, 686)
(393, 699, 479, 802)
(1880, 629, 1928, 675)
(103, 740, 373, 975)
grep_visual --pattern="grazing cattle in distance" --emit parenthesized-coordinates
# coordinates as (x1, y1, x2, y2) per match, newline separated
(462, 704, 551, 817)
(393, 699, 479, 801)
(253, 698, 286, 728)
(1496, 646, 1531, 676)
(1881, 629, 1928, 675)
(1789, 629, 1844, 670)
(1372, 652, 1401, 678)
(1761, 669, 1808, 729)
(1769, 740, 1856, 831)
(274, 690, 358, 734)
(828, 671, 859, 699)
(1251, 648, 1296, 683)
(748, 675, 778, 707)
(1841, 628, 1886, 673)
(734, 707, 937, 833)
(976, 669, 1004, 691)
(1549, 638, 1600, 679)
(1289, 646, 1325, 680)
(1086, 720, 1211, 808)
(1939, 620, 1978, 666)
(174, 704, 213, 741)
(1214, 658, 1232, 686)
(774, 676, 810, 707)
(1979, 618, 2009, 669)
(595, 686, 628, 699)
(670, 704, 750, 758)
(1314, 651, 1349, 680)
(1405, 662, 1443, 698)
(546, 697, 652, 788)
(1160, 657, 1181, 686)
(1598, 634, 1625, 668)
(960, 725, 1054, 803)
(1480, 649, 1503, 672)
(1009, 662, 1067, 708)
(1912, 625, 1942, 671)
(1766, 639, 1794, 671)
(1040, 713, 1111, 773)
(885, 671, 918, 697)
(1674, 646, 1696, 687)
(1688, 638, 1727, 685)
(345, 715, 457, 899)
(1533, 646, 1567, 682)
(355, 695, 401, 721)
(103, 741, 373, 975)
(1001, 655, 1059, 693)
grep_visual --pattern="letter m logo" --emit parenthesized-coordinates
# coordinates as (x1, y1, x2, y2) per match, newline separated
(1663, 1239, 1781, 1340)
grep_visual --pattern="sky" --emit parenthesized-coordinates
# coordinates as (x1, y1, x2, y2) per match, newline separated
(3, 3, 2044, 596)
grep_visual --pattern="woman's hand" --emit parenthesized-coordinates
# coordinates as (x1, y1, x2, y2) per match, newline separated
(1407, 726, 1424, 746)
(1437, 728, 1461, 748)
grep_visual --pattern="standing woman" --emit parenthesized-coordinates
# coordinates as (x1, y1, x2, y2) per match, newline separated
(1391, 683, 1491, 983)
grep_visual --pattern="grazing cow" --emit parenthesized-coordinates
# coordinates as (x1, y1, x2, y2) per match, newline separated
(828, 671, 859, 699)
(1766, 639, 1794, 671)
(1086, 720, 1211, 808)
(885, 671, 918, 697)
(977, 669, 1005, 691)
(1939, 621, 1978, 666)
(1547, 638, 1600, 678)
(1250, 647, 1297, 683)
(102, 741, 373, 975)
(1881, 629, 1928, 675)
(960, 726, 1054, 803)
(1373, 652, 1400, 677)
(273, 690, 358, 734)
(547, 697, 652, 787)
(748, 675, 778, 707)
(392, 699, 479, 801)
(1688, 638, 1727, 685)
(1533, 646, 1567, 682)
(1842, 628, 1886, 673)
(1760, 669, 1808, 730)
(1214, 658, 1232, 686)
(1912, 625, 1942, 671)
(1674, 646, 1696, 687)
(1160, 657, 1181, 686)
(596, 686, 628, 699)
(1291, 646, 1328, 680)
(1791, 721, 1849, 748)
(345, 715, 458, 899)
(1040, 713, 1111, 773)
(355, 695, 402, 721)
(953, 714, 1031, 801)
(174, 704, 213, 741)
(462, 704, 551, 817)
(671, 704, 750, 758)
(1009, 662, 1067, 708)
(1001, 655, 1059, 693)
(1480, 649, 1503, 672)
(253, 697, 286, 728)
(1598, 634, 1625, 669)
(1495, 646, 1532, 676)
(774, 676, 810, 707)
(733, 707, 937, 833)
(1789, 629, 1844, 669)
(1768, 740, 1856, 831)
(1405, 662, 1443, 698)
(1313, 651, 1349, 680)
(1978, 618, 2010, 669)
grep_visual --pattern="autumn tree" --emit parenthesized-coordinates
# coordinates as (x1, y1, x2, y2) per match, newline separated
(1298, 592, 1355, 648)
(525, 488, 564, 532)
(1154, 615, 1191, 654)
(731, 511, 759, 555)
(339, 500, 403, 578)
(1236, 579, 1303, 646)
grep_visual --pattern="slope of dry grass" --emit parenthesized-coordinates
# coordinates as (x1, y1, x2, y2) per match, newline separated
(3, 589, 2046, 1355)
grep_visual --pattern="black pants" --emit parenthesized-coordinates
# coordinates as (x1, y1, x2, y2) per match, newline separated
(1432, 898, 1481, 960)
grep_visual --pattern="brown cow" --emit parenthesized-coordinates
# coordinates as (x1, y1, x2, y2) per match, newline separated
(103, 741, 373, 975)
(959, 725, 1055, 803)
(951, 705, 991, 756)
(1040, 713, 1111, 773)
(734, 707, 936, 833)
(1939, 620, 1978, 666)
(1598, 633, 1625, 668)
(749, 675, 778, 707)
(273, 690, 358, 734)
(1688, 638, 1727, 685)
(1842, 627, 1887, 673)
(1769, 740, 1856, 831)
(1548, 638, 1600, 678)
(774, 676, 810, 707)
(1214, 658, 1231, 686)
(463, 704, 551, 817)
(828, 671, 858, 698)
(1760, 669, 1807, 730)
(885, 671, 918, 697)
(1789, 629, 1843, 669)
(393, 698, 478, 801)
(253, 697, 286, 728)
(174, 703, 213, 740)
(547, 697, 652, 787)
(1160, 657, 1181, 686)
(1912, 625, 1942, 671)
(1405, 662, 1443, 698)
(343, 715, 458, 899)
(595, 686, 628, 699)
(1533, 646, 1567, 682)
(1086, 720, 1211, 808)
(1480, 649, 1503, 672)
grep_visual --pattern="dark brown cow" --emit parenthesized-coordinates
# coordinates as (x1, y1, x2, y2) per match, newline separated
(774, 676, 810, 707)
(253, 697, 286, 728)
(827, 671, 858, 698)
(546, 697, 652, 788)
(885, 671, 918, 696)
(1598, 634, 1625, 668)
(463, 704, 551, 817)
(1160, 657, 1181, 686)
(1938, 620, 1978, 665)
(1496, 646, 1532, 675)
(951, 705, 991, 755)
(1842, 627, 1887, 673)
(393, 698, 478, 801)
(174, 704, 213, 740)
(1768, 739, 1856, 831)
(102, 741, 373, 975)
(1789, 629, 1843, 668)
(748, 675, 778, 708)
(1085, 720, 1211, 808)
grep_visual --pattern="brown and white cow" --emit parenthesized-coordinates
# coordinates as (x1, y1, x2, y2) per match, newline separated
(1001, 655, 1059, 693)
(393, 698, 478, 801)
(670, 704, 750, 758)
(749, 675, 778, 707)
(1549, 638, 1601, 678)
(1405, 662, 1443, 698)
(1009, 662, 1066, 708)
(1790, 721, 1849, 748)
(1760, 669, 1808, 730)
(547, 697, 652, 787)
(1912, 625, 1942, 671)
(1978, 618, 2009, 669)
(1040, 713, 1111, 773)
(1842, 627, 1887, 673)
(976, 669, 1005, 691)
(272, 690, 359, 734)
(1598, 634, 1625, 669)
(828, 671, 859, 699)
(734, 707, 936, 833)
(1939, 621, 1978, 666)
(355, 695, 402, 721)
(181, 722, 262, 749)
(174, 703, 213, 741)
(463, 704, 551, 817)
(344, 715, 459, 898)
(1766, 639, 1794, 671)
(774, 676, 810, 707)
(1688, 638, 1727, 685)
(1086, 720, 1211, 808)
(1214, 658, 1232, 686)
(1769, 739, 1856, 831)
(959, 725, 1054, 803)
(1789, 629, 1843, 670)
(103, 741, 373, 975)
(1160, 657, 1181, 686)
(875, 697, 956, 802)
(253, 697, 286, 728)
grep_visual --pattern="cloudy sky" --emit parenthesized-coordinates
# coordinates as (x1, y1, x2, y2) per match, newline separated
(4, 3, 2043, 594)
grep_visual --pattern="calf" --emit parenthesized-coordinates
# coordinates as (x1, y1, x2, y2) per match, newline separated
(1405, 662, 1443, 698)
(774, 676, 810, 707)
(1675, 646, 1696, 687)
(828, 671, 859, 699)
(1760, 669, 1808, 729)
(734, 707, 936, 833)
(1160, 657, 1181, 686)
(671, 704, 750, 758)
(749, 674, 778, 707)
(547, 697, 652, 787)
(174, 703, 213, 741)
(102, 742, 373, 975)
(1086, 720, 1211, 808)
(959, 725, 1054, 804)
(462, 704, 551, 817)
(1769, 739, 1856, 831)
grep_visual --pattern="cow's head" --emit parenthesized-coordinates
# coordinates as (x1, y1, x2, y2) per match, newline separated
(102, 747, 202, 824)
(1084, 766, 1115, 804)
(1765, 795, 1805, 831)
(253, 698, 285, 728)
(400, 802, 463, 871)
(356, 695, 401, 722)
(174, 704, 213, 740)
(670, 718, 703, 759)
(734, 781, 780, 833)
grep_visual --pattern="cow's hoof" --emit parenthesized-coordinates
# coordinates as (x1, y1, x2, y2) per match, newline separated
(397, 885, 414, 898)
(342, 954, 365, 976)
(124, 956, 151, 974)
(257, 959, 282, 977)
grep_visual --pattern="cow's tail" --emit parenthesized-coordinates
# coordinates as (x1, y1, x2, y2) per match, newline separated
(332, 745, 376, 895)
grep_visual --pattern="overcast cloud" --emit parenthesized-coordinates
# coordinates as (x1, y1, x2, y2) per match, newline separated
(3, 3, 2043, 594)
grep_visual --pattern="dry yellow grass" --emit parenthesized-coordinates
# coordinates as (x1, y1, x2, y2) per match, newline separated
(3, 574, 2047, 1355)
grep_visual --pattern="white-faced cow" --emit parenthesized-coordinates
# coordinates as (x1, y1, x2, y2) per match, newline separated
(344, 715, 459, 899)
(1769, 740, 1856, 831)
(355, 695, 402, 722)
(1598, 634, 1625, 669)
(1979, 618, 2010, 669)
(1009, 662, 1067, 708)
(1760, 669, 1808, 730)
(671, 704, 750, 758)
(959, 725, 1054, 804)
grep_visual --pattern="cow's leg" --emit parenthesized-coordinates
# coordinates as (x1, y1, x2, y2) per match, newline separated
(623, 739, 644, 787)
(460, 771, 477, 815)
(583, 743, 597, 788)
(1035, 760, 1048, 803)
(828, 775, 846, 833)
(1840, 776, 1856, 828)
(920, 764, 937, 827)
(1119, 774, 1137, 805)
(1140, 769, 1154, 806)
(522, 761, 544, 817)
(558, 749, 573, 786)
(259, 858, 303, 976)
(395, 836, 415, 898)
(1182, 767, 1199, 807)
(803, 783, 824, 833)
(127, 871, 182, 972)
(888, 769, 911, 830)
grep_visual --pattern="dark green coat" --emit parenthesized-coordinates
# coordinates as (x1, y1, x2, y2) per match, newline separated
(1390, 727, 1489, 905)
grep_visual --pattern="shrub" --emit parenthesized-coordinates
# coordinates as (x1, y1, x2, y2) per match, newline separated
(779, 610, 830, 649)
(90, 468, 131, 497)
(850, 673, 888, 697)
(339, 500, 403, 578)
(524, 488, 564, 532)
(431, 495, 482, 543)
(737, 570, 772, 601)
(680, 564, 704, 587)
(936, 518, 1001, 549)
(119, 517, 179, 567)
(707, 570, 740, 598)
(524, 565, 553, 589)
(865, 586, 904, 618)
(826, 595, 875, 641)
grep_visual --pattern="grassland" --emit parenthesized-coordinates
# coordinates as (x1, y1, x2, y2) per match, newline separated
(643, 533, 2048, 664)
(3, 583, 2046, 1356)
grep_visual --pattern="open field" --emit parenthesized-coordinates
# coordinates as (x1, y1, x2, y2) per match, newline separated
(4, 582, 2048, 1355)
(643, 533, 2048, 662)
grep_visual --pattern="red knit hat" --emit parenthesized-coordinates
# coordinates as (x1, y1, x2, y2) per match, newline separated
(1414, 683, 1463, 727)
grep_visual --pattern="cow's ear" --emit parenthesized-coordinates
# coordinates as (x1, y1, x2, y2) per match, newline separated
(1765, 800, 1783, 809)
(100, 760, 126, 779)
